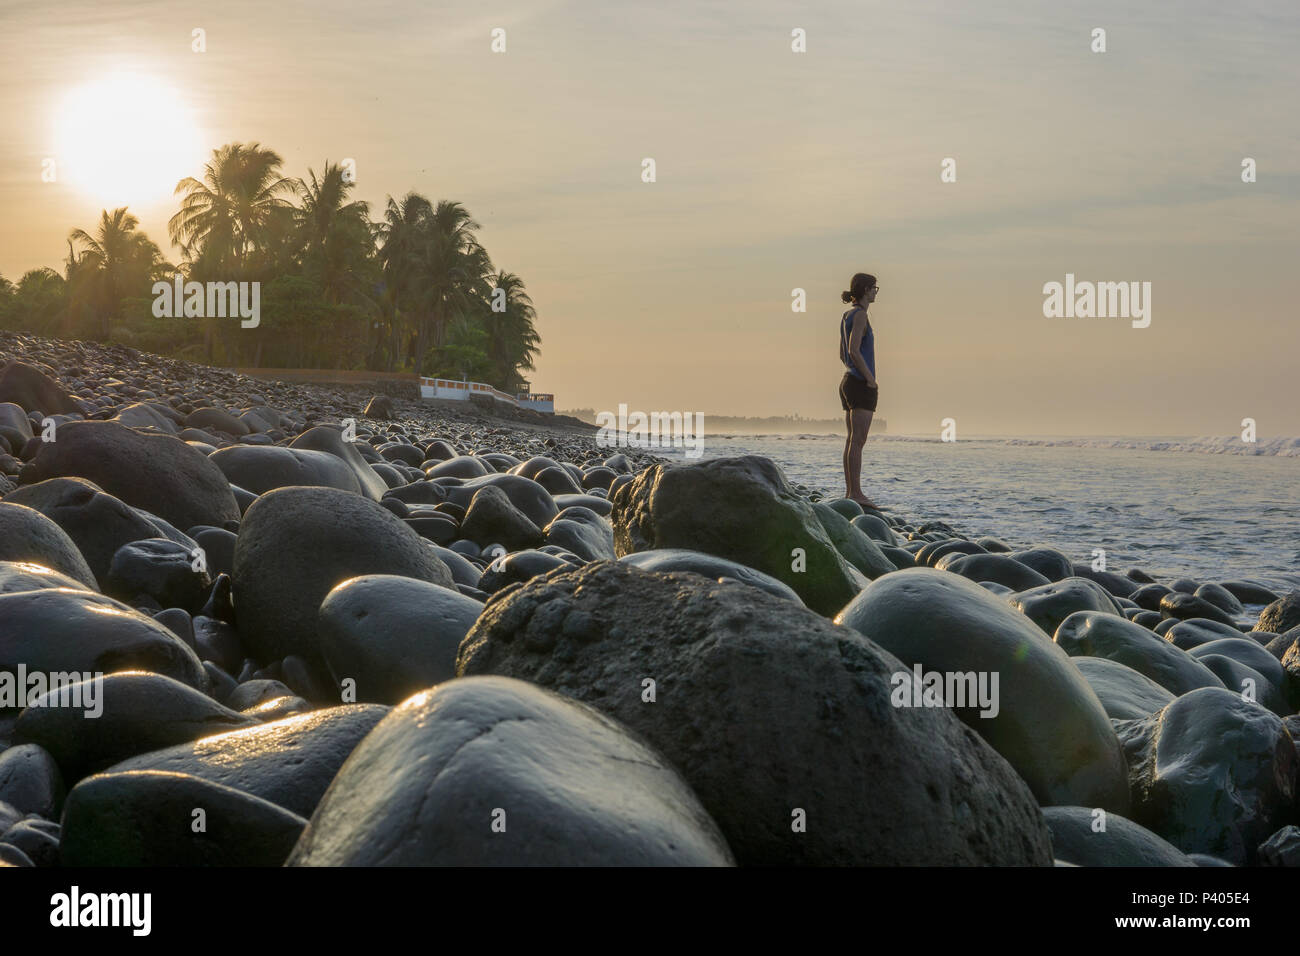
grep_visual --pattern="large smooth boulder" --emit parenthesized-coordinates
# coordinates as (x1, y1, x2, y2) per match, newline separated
(0, 744, 64, 819)
(1159, 591, 1238, 626)
(288, 426, 388, 501)
(1071, 657, 1174, 720)
(1010, 577, 1123, 636)
(1187, 638, 1288, 697)
(0, 361, 80, 415)
(185, 407, 249, 436)
(317, 574, 484, 704)
(1257, 592, 1300, 636)
(13, 671, 255, 780)
(1054, 611, 1226, 697)
(209, 445, 369, 497)
(288, 676, 736, 866)
(618, 549, 803, 604)
(460, 485, 543, 552)
(1010, 547, 1074, 582)
(1043, 806, 1196, 867)
(231, 486, 454, 666)
(439, 474, 558, 529)
(1115, 688, 1297, 865)
(0, 501, 97, 589)
(937, 552, 1052, 591)
(611, 456, 868, 617)
(811, 503, 896, 580)
(0, 588, 207, 690)
(110, 402, 179, 433)
(836, 568, 1130, 812)
(19, 420, 239, 531)
(105, 705, 389, 818)
(0, 561, 89, 596)
(458, 561, 1052, 866)
(105, 538, 210, 612)
(4, 477, 166, 585)
(60, 771, 306, 866)
(543, 507, 615, 561)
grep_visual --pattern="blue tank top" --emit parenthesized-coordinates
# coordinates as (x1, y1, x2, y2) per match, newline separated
(840, 306, 875, 380)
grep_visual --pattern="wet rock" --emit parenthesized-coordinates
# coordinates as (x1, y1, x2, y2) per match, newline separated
(1055, 611, 1226, 697)
(542, 507, 614, 561)
(619, 549, 803, 604)
(1071, 657, 1174, 720)
(1010, 577, 1123, 637)
(105, 538, 210, 612)
(459, 561, 1052, 866)
(1009, 547, 1074, 581)
(60, 770, 306, 866)
(612, 456, 869, 617)
(19, 420, 239, 531)
(105, 704, 389, 818)
(1159, 591, 1239, 627)
(0, 502, 97, 590)
(1257, 592, 1300, 636)
(1115, 687, 1297, 865)
(811, 503, 896, 580)
(231, 486, 453, 666)
(13, 672, 255, 780)
(209, 445, 370, 497)
(288, 676, 736, 866)
(838, 568, 1130, 812)
(0, 361, 81, 415)
(0, 588, 207, 690)
(1043, 806, 1195, 867)
(4, 477, 169, 585)
(460, 485, 543, 552)
(0, 743, 64, 818)
(318, 574, 483, 704)
(936, 552, 1052, 591)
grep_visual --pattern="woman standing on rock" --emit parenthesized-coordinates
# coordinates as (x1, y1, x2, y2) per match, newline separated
(839, 272, 880, 508)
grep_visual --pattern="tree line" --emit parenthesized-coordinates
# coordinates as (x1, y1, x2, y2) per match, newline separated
(0, 142, 541, 391)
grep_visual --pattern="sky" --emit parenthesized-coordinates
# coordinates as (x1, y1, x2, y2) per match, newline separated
(1, 0, 1297, 435)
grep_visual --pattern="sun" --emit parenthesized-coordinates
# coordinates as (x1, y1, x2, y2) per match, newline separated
(54, 70, 204, 208)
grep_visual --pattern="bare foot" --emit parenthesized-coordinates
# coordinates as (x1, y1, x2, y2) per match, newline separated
(850, 495, 880, 510)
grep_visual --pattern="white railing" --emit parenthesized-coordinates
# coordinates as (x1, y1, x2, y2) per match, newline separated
(420, 377, 553, 413)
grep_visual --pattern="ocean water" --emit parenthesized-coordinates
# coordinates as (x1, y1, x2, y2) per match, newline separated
(645, 434, 1300, 594)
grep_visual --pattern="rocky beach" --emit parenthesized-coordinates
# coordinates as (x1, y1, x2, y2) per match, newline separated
(0, 330, 1296, 868)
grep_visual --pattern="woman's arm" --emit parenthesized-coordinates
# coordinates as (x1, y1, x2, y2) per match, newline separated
(847, 312, 877, 387)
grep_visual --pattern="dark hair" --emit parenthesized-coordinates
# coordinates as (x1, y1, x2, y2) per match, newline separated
(841, 272, 877, 304)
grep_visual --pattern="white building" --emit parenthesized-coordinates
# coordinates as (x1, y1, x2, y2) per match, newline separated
(419, 377, 554, 414)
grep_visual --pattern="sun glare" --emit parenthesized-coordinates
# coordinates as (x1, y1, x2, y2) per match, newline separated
(54, 70, 204, 208)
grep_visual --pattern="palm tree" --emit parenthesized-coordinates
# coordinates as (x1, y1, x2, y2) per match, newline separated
(170, 143, 295, 358)
(170, 142, 296, 274)
(483, 270, 541, 392)
(66, 207, 170, 340)
(411, 201, 492, 375)
(296, 162, 374, 307)
(377, 192, 434, 371)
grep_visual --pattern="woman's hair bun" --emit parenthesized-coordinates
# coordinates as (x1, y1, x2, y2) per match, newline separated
(841, 290, 854, 303)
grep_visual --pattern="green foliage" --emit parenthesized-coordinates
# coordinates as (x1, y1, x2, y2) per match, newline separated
(4, 144, 543, 385)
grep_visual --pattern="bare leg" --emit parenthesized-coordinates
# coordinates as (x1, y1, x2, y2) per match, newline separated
(847, 408, 875, 507)
(843, 410, 853, 497)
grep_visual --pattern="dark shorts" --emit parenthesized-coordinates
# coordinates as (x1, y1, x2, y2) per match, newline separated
(839, 372, 878, 412)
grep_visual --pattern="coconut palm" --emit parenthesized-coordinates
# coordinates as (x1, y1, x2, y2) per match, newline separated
(410, 201, 492, 375)
(66, 207, 170, 340)
(377, 192, 435, 370)
(483, 270, 541, 392)
(170, 142, 296, 277)
(170, 143, 295, 359)
(296, 162, 374, 308)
